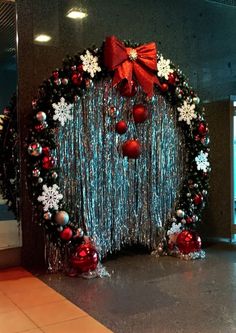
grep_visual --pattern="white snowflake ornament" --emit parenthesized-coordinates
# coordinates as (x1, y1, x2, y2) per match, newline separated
(177, 100, 197, 125)
(52, 97, 73, 127)
(80, 50, 101, 78)
(167, 222, 182, 236)
(157, 56, 174, 80)
(195, 150, 210, 172)
(38, 184, 63, 211)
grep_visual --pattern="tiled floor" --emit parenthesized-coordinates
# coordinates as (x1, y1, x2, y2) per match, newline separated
(0, 267, 113, 333)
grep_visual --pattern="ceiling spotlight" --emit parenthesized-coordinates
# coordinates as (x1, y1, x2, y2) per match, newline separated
(66, 8, 88, 19)
(34, 34, 52, 43)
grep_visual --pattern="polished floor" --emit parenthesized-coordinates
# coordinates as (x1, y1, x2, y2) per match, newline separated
(0, 267, 112, 333)
(38, 243, 236, 333)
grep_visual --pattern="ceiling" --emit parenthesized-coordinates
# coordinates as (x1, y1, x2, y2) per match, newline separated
(0, 0, 16, 68)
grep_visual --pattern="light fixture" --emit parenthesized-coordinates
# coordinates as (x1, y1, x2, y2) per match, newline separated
(66, 7, 88, 19)
(34, 34, 52, 43)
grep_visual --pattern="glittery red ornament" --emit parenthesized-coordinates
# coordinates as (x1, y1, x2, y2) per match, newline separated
(42, 147, 50, 156)
(198, 122, 207, 136)
(122, 139, 141, 159)
(115, 120, 128, 134)
(133, 104, 148, 123)
(42, 156, 56, 169)
(71, 243, 98, 273)
(193, 194, 203, 205)
(60, 227, 73, 241)
(119, 80, 137, 97)
(161, 83, 169, 92)
(72, 73, 83, 86)
(176, 230, 201, 254)
(168, 73, 176, 85)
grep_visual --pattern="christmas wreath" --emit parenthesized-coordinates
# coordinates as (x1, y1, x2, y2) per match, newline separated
(0, 95, 19, 219)
(27, 36, 210, 274)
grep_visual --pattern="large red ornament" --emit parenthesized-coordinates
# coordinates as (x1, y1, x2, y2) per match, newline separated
(176, 230, 201, 254)
(115, 120, 128, 134)
(71, 243, 98, 272)
(119, 80, 137, 97)
(133, 104, 148, 123)
(198, 122, 208, 136)
(122, 139, 142, 159)
(42, 156, 56, 169)
(193, 194, 203, 205)
(60, 227, 73, 241)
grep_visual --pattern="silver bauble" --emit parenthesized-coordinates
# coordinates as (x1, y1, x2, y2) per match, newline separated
(36, 111, 47, 122)
(55, 211, 69, 225)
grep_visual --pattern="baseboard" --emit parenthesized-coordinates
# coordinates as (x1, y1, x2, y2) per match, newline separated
(0, 247, 21, 268)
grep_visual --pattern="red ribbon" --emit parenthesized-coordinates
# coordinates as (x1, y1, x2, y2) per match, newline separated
(104, 35, 160, 97)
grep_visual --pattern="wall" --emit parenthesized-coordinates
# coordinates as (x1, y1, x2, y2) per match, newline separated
(17, 0, 236, 266)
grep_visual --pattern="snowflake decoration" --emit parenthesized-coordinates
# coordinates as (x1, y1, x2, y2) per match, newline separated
(177, 100, 197, 125)
(167, 222, 182, 236)
(195, 150, 210, 172)
(52, 97, 73, 127)
(80, 50, 101, 78)
(157, 56, 174, 80)
(38, 184, 63, 211)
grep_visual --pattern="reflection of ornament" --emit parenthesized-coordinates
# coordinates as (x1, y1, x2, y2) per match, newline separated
(55, 211, 69, 225)
(42, 156, 56, 169)
(36, 111, 47, 122)
(176, 209, 185, 218)
(38, 184, 63, 211)
(119, 80, 137, 97)
(28, 142, 42, 156)
(133, 104, 148, 123)
(60, 227, 73, 240)
(122, 139, 141, 159)
(71, 243, 98, 272)
(32, 168, 40, 177)
(115, 120, 128, 134)
(43, 212, 52, 220)
(193, 194, 203, 205)
(176, 230, 201, 254)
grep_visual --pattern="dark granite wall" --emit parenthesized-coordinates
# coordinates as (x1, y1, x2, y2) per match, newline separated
(17, 0, 236, 266)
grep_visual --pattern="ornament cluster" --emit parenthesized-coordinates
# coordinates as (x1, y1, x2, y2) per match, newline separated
(27, 37, 210, 266)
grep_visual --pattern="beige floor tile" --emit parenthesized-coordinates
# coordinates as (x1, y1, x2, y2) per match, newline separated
(7, 285, 65, 309)
(0, 276, 47, 295)
(0, 267, 32, 282)
(0, 293, 18, 314)
(0, 309, 37, 333)
(42, 316, 113, 333)
(23, 300, 88, 327)
(21, 329, 44, 333)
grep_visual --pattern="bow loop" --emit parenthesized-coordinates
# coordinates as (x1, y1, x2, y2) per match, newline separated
(104, 35, 159, 97)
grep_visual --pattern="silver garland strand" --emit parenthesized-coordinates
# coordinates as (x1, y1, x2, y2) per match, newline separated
(56, 79, 185, 258)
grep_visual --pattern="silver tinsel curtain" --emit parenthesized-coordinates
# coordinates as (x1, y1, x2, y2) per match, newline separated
(56, 79, 185, 258)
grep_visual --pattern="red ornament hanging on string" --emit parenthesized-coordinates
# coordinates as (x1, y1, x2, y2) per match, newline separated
(60, 227, 73, 241)
(70, 243, 99, 272)
(133, 104, 148, 123)
(122, 139, 142, 159)
(115, 120, 128, 134)
(176, 230, 201, 254)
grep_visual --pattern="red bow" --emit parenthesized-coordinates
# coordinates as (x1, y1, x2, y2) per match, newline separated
(104, 36, 160, 97)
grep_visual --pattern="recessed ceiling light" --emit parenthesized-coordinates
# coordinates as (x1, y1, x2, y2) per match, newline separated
(34, 34, 52, 43)
(66, 8, 88, 19)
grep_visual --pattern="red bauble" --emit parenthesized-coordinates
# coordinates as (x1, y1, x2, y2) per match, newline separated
(71, 243, 98, 272)
(60, 227, 73, 241)
(52, 70, 59, 79)
(161, 83, 169, 92)
(168, 73, 176, 85)
(194, 134, 200, 141)
(186, 217, 193, 224)
(42, 147, 50, 156)
(176, 230, 201, 254)
(193, 194, 203, 205)
(122, 139, 142, 159)
(198, 122, 207, 136)
(133, 104, 148, 123)
(119, 80, 137, 97)
(115, 120, 128, 134)
(72, 73, 83, 85)
(42, 156, 56, 169)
